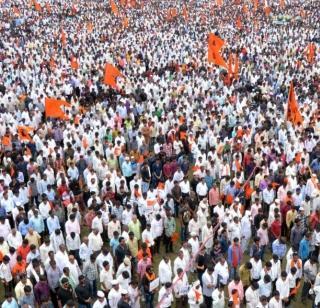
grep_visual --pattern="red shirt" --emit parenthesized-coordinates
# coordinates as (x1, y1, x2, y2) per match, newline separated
(270, 220, 281, 238)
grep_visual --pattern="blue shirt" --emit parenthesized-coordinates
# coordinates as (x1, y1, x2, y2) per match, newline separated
(298, 238, 310, 261)
(18, 221, 31, 236)
(110, 238, 120, 255)
(122, 161, 133, 177)
(46, 216, 60, 234)
(30, 216, 45, 234)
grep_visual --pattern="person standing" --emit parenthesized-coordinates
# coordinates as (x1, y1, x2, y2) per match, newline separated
(164, 211, 176, 253)
(227, 237, 243, 280)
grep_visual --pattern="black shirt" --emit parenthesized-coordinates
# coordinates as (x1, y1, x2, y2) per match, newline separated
(57, 287, 73, 306)
(117, 299, 131, 308)
(75, 283, 91, 304)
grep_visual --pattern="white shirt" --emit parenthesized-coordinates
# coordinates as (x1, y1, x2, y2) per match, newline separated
(7, 231, 22, 249)
(173, 256, 186, 276)
(88, 232, 103, 252)
(66, 234, 81, 251)
(38, 201, 51, 219)
(276, 277, 290, 300)
(55, 250, 69, 271)
(158, 259, 172, 284)
(100, 268, 114, 291)
(212, 289, 225, 308)
(108, 288, 121, 307)
(158, 286, 173, 308)
(202, 270, 216, 297)
(214, 261, 229, 285)
(245, 286, 260, 308)
(269, 296, 283, 308)
(91, 216, 103, 234)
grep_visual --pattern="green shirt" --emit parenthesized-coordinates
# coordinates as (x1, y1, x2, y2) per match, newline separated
(128, 221, 141, 240)
(164, 217, 176, 237)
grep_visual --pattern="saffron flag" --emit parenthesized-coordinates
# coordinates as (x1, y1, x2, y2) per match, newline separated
(182, 5, 188, 21)
(122, 17, 129, 28)
(104, 63, 123, 89)
(45, 98, 71, 120)
(17, 126, 33, 142)
(208, 33, 227, 68)
(45, 2, 51, 14)
(226, 53, 239, 85)
(216, 0, 223, 7)
(279, 0, 285, 8)
(70, 56, 79, 70)
(86, 22, 93, 33)
(110, 0, 119, 16)
(253, 0, 258, 12)
(34, 1, 41, 11)
(306, 43, 316, 64)
(167, 8, 178, 21)
(286, 81, 303, 125)
(236, 16, 242, 30)
(61, 30, 67, 46)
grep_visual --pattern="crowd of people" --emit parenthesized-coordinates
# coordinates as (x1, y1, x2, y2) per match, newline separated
(0, 0, 320, 307)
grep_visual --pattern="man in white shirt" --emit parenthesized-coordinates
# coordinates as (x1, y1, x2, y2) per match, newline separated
(202, 267, 216, 307)
(108, 280, 121, 307)
(269, 290, 283, 308)
(196, 178, 208, 199)
(54, 244, 69, 272)
(173, 250, 186, 276)
(276, 271, 290, 305)
(214, 257, 229, 286)
(158, 256, 172, 285)
(100, 261, 114, 293)
(158, 282, 173, 308)
(6, 228, 22, 249)
(212, 283, 225, 308)
(88, 228, 103, 253)
(245, 281, 260, 308)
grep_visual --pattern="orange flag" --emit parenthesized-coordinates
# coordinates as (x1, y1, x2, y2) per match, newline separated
(122, 17, 129, 28)
(182, 5, 189, 21)
(242, 4, 249, 14)
(253, 0, 258, 12)
(49, 57, 56, 70)
(45, 98, 71, 120)
(287, 81, 303, 126)
(70, 56, 79, 70)
(17, 126, 33, 142)
(110, 0, 119, 16)
(208, 33, 227, 68)
(236, 16, 242, 29)
(86, 22, 93, 33)
(216, 0, 223, 7)
(45, 3, 51, 14)
(167, 8, 178, 21)
(61, 30, 67, 46)
(306, 43, 316, 64)
(104, 63, 124, 89)
(264, 6, 271, 16)
(34, 1, 41, 11)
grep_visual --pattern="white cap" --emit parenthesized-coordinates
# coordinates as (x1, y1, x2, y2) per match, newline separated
(275, 199, 280, 204)
(193, 280, 200, 287)
(235, 197, 240, 202)
(121, 289, 128, 295)
(190, 232, 197, 237)
(111, 279, 119, 285)
(97, 291, 105, 298)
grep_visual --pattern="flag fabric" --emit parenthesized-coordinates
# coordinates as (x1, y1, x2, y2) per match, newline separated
(13, 6, 20, 16)
(253, 0, 258, 12)
(110, 0, 119, 16)
(104, 63, 123, 89)
(264, 6, 271, 16)
(167, 8, 178, 21)
(208, 33, 227, 68)
(182, 5, 188, 21)
(306, 43, 316, 64)
(242, 4, 249, 14)
(34, 1, 41, 11)
(70, 56, 79, 70)
(45, 98, 71, 119)
(287, 81, 303, 125)
(45, 2, 51, 13)
(236, 16, 242, 30)
(216, 0, 223, 7)
(61, 30, 67, 46)
(86, 22, 93, 33)
(49, 57, 56, 70)
(17, 126, 33, 142)
(122, 17, 129, 28)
